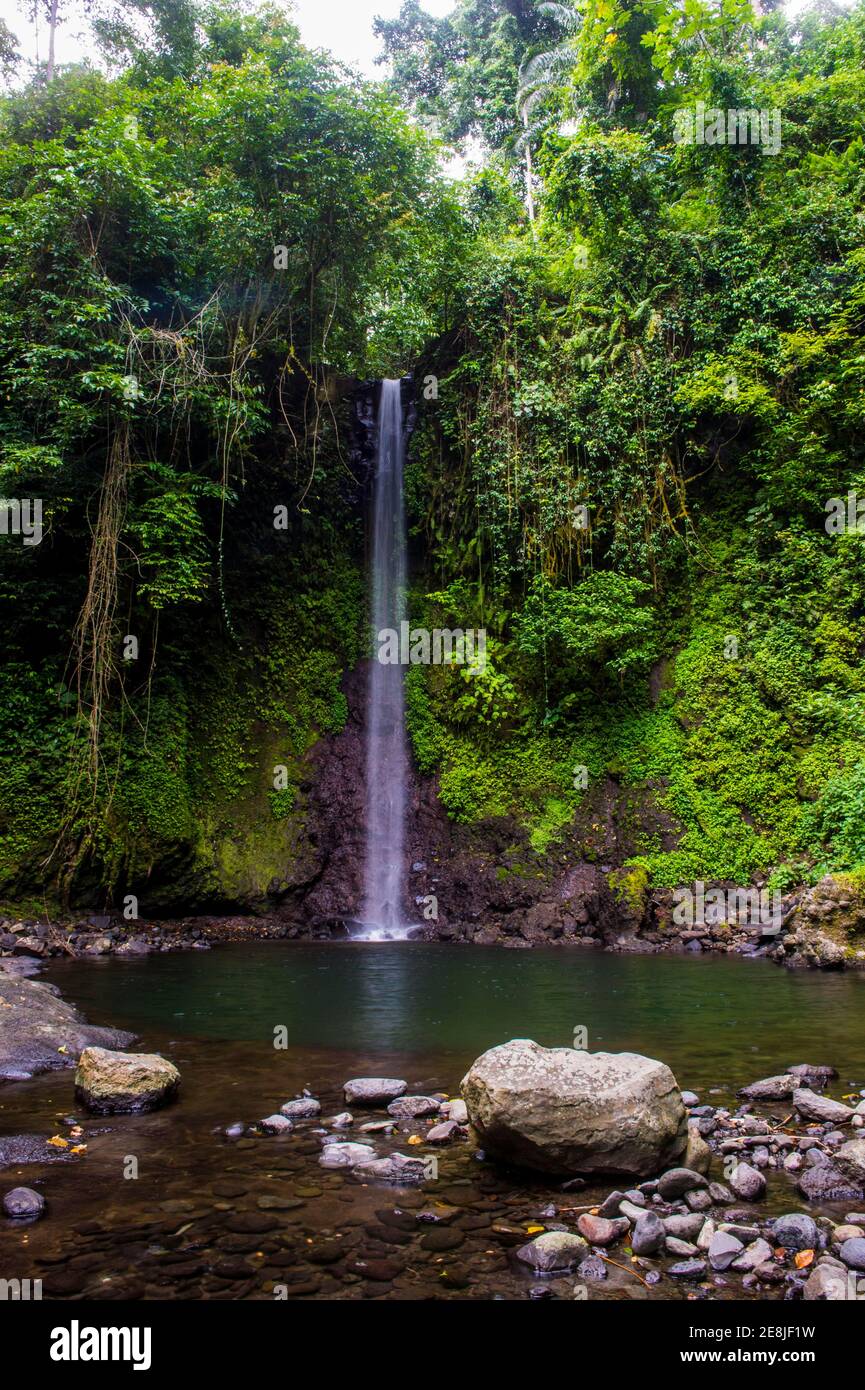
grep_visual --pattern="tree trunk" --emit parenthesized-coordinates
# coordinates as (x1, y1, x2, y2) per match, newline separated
(46, 0, 60, 82)
(522, 110, 536, 235)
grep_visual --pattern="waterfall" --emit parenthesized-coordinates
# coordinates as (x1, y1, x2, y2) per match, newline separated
(359, 379, 410, 941)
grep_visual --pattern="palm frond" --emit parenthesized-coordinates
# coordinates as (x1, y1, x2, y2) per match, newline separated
(537, 2, 581, 31)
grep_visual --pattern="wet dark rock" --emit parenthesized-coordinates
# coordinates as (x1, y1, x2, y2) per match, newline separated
(658, 1167, 707, 1200)
(2, 1185, 45, 1219)
(668, 1259, 707, 1280)
(350, 1257, 405, 1281)
(798, 1164, 864, 1203)
(0, 974, 135, 1080)
(226, 1213, 277, 1235)
(420, 1228, 464, 1252)
(839, 1237, 865, 1270)
(729, 1162, 767, 1201)
(771, 1213, 818, 1251)
(0, 1134, 82, 1168)
(577, 1255, 608, 1280)
(631, 1212, 666, 1255)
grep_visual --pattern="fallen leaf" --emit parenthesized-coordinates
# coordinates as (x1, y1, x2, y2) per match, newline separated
(407, 1134, 423, 1146)
(47, 1135, 69, 1149)
(795, 1249, 815, 1269)
(526, 1225, 544, 1234)
(70, 1144, 87, 1156)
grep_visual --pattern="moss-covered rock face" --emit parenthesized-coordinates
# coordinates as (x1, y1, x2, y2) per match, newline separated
(608, 863, 651, 931)
(782, 873, 865, 967)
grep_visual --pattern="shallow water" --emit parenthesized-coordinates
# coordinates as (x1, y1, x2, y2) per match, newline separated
(0, 943, 863, 1302)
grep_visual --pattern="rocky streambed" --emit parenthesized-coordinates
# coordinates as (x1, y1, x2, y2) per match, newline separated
(2, 944, 865, 1302)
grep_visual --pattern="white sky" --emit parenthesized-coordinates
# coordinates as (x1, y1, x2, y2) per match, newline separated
(0, 0, 456, 77)
(0, 0, 850, 81)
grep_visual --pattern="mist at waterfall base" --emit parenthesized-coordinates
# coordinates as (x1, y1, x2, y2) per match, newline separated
(357, 380, 412, 941)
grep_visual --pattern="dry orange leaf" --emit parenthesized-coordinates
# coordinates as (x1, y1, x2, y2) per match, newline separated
(526, 1225, 544, 1234)
(795, 1249, 815, 1269)
(407, 1135, 423, 1145)
(47, 1135, 69, 1149)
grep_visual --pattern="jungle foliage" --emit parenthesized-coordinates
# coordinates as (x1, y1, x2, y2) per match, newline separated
(1, 0, 864, 906)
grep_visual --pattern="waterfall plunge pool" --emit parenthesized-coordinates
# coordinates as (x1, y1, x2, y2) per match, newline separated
(0, 942, 862, 1303)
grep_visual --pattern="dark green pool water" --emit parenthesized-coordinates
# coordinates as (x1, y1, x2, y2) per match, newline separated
(46, 940, 865, 1092)
(1, 942, 861, 1303)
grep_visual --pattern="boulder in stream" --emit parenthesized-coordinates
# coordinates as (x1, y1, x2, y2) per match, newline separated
(74, 1046, 180, 1114)
(460, 1040, 688, 1177)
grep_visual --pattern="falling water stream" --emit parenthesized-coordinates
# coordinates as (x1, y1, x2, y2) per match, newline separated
(359, 379, 410, 939)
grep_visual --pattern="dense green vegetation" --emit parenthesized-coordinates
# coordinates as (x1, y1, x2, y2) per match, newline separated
(1, 0, 864, 909)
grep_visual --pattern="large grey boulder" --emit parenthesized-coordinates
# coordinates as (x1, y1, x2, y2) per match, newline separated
(460, 1040, 687, 1177)
(74, 1046, 179, 1115)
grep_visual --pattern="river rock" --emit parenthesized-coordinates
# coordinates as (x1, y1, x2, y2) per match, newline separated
(576, 1213, 628, 1246)
(344, 1078, 407, 1106)
(663, 1213, 704, 1241)
(460, 1040, 687, 1177)
(803, 1261, 850, 1300)
(352, 1153, 428, 1185)
(319, 1141, 374, 1167)
(788, 1063, 838, 1086)
(631, 1211, 665, 1255)
(772, 1212, 818, 1251)
(515, 1231, 588, 1273)
(666, 1237, 698, 1257)
(732, 1238, 773, 1271)
(798, 1163, 864, 1203)
(386, 1095, 440, 1119)
(260, 1114, 293, 1134)
(835, 1138, 865, 1184)
(839, 1238, 865, 1270)
(2, 1186, 45, 1219)
(425, 1121, 461, 1143)
(668, 1259, 707, 1280)
(739, 1074, 801, 1101)
(74, 1046, 179, 1114)
(658, 1167, 707, 1200)
(440, 1099, 468, 1124)
(729, 1161, 766, 1201)
(0, 974, 135, 1081)
(279, 1098, 320, 1119)
(793, 1088, 854, 1124)
(684, 1122, 712, 1175)
(708, 1231, 744, 1270)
